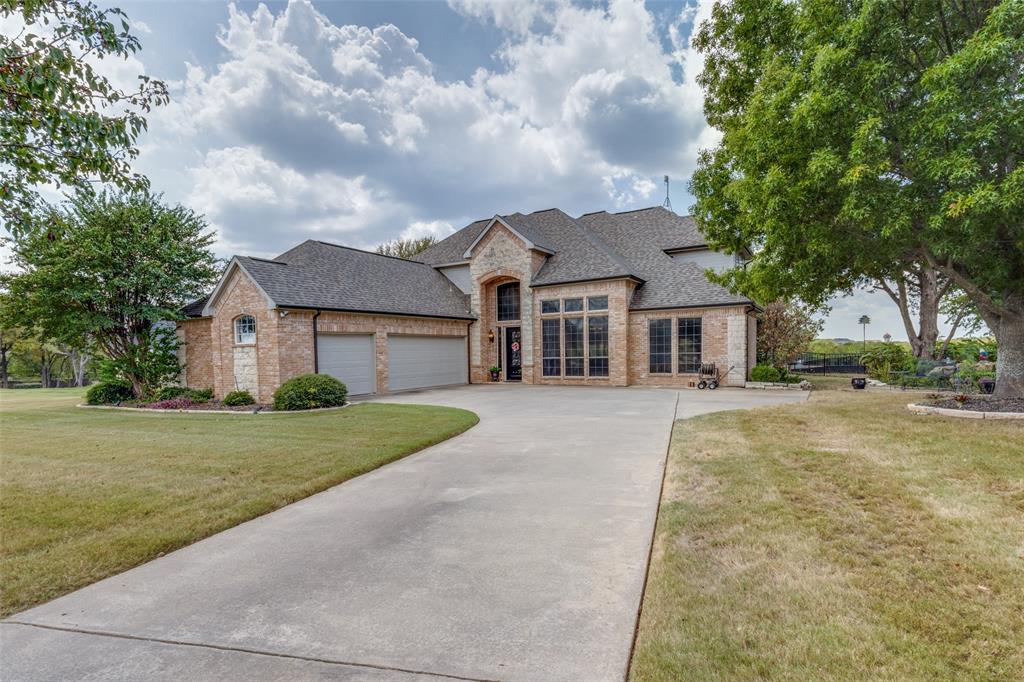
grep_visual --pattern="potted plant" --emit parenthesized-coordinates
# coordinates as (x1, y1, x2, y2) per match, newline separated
(488, 366, 501, 382)
(851, 377, 867, 389)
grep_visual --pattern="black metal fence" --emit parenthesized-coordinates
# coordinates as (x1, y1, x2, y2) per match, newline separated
(787, 352, 866, 375)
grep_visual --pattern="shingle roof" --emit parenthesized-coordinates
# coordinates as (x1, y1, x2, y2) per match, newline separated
(576, 208, 750, 310)
(222, 241, 473, 319)
(182, 296, 209, 318)
(415, 209, 635, 285)
(413, 219, 488, 266)
(206, 206, 748, 320)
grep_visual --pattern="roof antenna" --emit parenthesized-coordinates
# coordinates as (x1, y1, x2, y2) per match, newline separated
(662, 175, 673, 211)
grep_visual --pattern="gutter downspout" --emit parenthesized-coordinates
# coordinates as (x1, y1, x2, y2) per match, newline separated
(312, 309, 322, 373)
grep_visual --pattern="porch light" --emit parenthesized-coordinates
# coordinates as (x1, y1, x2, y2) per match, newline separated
(488, 329, 495, 343)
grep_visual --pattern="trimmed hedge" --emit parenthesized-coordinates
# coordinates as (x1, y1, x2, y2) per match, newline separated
(85, 381, 134, 405)
(273, 374, 347, 411)
(151, 386, 213, 402)
(223, 390, 255, 407)
(750, 365, 782, 383)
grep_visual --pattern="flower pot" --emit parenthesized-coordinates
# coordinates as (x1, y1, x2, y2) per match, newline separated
(489, 370, 500, 382)
(851, 377, 867, 390)
(979, 377, 995, 394)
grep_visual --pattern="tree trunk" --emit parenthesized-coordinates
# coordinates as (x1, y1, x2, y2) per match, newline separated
(916, 264, 940, 360)
(993, 311, 1024, 399)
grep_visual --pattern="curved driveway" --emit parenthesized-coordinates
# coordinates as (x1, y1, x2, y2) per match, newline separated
(3, 385, 805, 681)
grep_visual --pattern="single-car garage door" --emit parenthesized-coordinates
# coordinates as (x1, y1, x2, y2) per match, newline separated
(317, 334, 376, 395)
(388, 335, 467, 392)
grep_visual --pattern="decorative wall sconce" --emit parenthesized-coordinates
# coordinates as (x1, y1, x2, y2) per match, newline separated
(488, 329, 495, 343)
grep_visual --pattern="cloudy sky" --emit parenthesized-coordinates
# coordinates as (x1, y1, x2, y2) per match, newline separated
(11, 0, 963, 340)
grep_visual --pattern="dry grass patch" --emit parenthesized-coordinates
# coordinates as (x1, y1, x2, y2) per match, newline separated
(0, 389, 477, 617)
(631, 388, 1023, 681)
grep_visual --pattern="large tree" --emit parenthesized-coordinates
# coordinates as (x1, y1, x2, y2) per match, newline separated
(1, 191, 220, 397)
(1, 0, 167, 232)
(692, 0, 1023, 397)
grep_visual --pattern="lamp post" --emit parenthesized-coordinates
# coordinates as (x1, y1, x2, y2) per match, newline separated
(858, 315, 871, 352)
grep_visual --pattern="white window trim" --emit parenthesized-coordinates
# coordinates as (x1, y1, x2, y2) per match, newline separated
(234, 315, 257, 345)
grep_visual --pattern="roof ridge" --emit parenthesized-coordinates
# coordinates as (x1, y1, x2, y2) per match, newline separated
(309, 239, 433, 266)
(243, 256, 287, 265)
(612, 206, 696, 219)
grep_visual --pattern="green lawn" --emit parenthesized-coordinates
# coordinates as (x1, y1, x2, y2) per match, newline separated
(0, 388, 477, 617)
(631, 387, 1024, 680)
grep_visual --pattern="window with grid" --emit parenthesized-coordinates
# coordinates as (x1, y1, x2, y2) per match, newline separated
(496, 282, 520, 321)
(588, 316, 608, 377)
(542, 319, 561, 376)
(678, 317, 702, 373)
(587, 296, 608, 311)
(648, 319, 672, 373)
(234, 315, 256, 344)
(541, 300, 560, 314)
(564, 318, 584, 376)
(563, 298, 584, 313)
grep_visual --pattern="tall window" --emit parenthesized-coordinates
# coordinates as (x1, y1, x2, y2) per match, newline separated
(542, 319, 561, 376)
(678, 318, 702, 373)
(234, 315, 256, 345)
(649, 319, 672, 373)
(496, 282, 520, 321)
(564, 318, 584, 376)
(588, 316, 608, 377)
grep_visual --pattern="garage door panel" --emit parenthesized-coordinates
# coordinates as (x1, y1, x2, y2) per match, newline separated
(388, 336, 467, 392)
(317, 334, 376, 395)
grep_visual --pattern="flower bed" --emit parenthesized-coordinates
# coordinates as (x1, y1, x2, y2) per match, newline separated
(924, 397, 1024, 413)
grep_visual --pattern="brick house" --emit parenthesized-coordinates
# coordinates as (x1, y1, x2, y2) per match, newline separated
(177, 206, 757, 402)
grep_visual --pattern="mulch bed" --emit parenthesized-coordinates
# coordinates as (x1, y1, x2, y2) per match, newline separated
(926, 397, 1024, 413)
(119, 401, 273, 412)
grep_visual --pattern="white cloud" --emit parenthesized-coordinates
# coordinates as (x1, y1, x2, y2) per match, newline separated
(136, 0, 718, 257)
(400, 220, 456, 241)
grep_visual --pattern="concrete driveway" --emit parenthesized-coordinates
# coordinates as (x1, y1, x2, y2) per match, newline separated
(2, 385, 805, 681)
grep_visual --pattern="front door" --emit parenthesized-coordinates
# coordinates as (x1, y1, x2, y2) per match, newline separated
(504, 327, 522, 381)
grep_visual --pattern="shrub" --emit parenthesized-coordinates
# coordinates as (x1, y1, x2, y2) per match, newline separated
(273, 374, 347, 411)
(149, 397, 195, 410)
(151, 386, 213, 402)
(751, 364, 781, 382)
(85, 380, 134, 405)
(860, 343, 912, 382)
(223, 390, 255, 407)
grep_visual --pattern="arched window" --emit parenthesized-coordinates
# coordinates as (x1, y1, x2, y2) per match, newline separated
(234, 315, 256, 345)
(496, 282, 520, 321)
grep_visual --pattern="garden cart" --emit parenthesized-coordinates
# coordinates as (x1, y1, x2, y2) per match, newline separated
(697, 363, 732, 389)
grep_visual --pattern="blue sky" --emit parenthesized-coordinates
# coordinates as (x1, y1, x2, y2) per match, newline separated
(24, 0, 963, 340)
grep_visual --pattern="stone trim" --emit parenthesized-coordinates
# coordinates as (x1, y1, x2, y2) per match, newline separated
(906, 403, 1024, 420)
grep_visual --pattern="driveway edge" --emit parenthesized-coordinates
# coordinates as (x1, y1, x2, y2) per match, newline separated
(623, 390, 680, 681)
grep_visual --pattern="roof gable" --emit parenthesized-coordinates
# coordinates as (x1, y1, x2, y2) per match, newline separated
(201, 258, 277, 316)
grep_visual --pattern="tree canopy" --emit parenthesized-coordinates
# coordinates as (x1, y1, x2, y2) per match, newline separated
(692, 0, 1023, 396)
(0, 0, 167, 233)
(376, 236, 437, 259)
(0, 191, 220, 396)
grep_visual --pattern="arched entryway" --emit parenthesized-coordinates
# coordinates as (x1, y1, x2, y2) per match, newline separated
(479, 274, 523, 382)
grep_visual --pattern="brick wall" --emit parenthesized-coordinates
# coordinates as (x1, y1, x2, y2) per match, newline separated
(176, 318, 213, 391)
(203, 266, 279, 402)
(627, 305, 751, 387)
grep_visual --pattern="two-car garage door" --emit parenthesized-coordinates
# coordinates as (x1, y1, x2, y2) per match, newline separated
(387, 335, 467, 392)
(316, 333, 467, 395)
